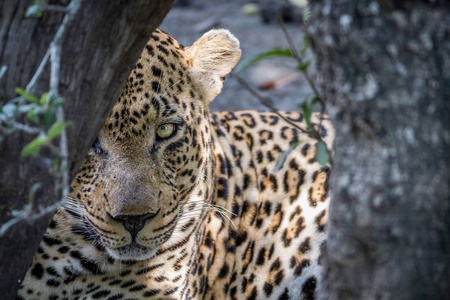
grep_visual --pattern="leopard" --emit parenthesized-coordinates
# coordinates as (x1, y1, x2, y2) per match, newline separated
(17, 28, 334, 300)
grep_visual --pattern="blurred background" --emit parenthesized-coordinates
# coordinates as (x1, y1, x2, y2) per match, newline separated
(161, 0, 312, 112)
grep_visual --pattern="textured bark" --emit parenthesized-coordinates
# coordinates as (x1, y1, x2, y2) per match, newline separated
(0, 0, 173, 297)
(307, 1, 450, 299)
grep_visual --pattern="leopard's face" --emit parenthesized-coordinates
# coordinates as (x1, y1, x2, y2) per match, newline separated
(69, 29, 241, 261)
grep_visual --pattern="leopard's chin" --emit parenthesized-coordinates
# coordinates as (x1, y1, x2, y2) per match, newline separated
(106, 242, 159, 261)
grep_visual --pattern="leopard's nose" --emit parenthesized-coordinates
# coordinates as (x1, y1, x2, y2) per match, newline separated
(113, 212, 158, 237)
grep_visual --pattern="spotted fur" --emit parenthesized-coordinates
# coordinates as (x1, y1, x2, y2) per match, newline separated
(18, 29, 334, 300)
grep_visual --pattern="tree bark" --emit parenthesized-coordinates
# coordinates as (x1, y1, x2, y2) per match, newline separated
(307, 1, 450, 299)
(0, 0, 173, 297)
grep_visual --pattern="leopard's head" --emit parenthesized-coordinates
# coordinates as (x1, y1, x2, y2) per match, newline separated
(69, 29, 240, 260)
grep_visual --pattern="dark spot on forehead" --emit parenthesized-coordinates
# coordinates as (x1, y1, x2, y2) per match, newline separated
(152, 66, 162, 77)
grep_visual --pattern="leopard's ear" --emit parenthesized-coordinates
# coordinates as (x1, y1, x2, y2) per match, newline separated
(185, 29, 241, 103)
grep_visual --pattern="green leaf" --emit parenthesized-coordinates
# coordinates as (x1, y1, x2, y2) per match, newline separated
(26, 105, 42, 125)
(274, 140, 300, 172)
(52, 157, 60, 173)
(43, 110, 55, 127)
(39, 92, 49, 105)
(301, 95, 318, 130)
(21, 133, 47, 157)
(50, 96, 64, 107)
(302, 5, 311, 23)
(300, 36, 310, 57)
(46, 120, 73, 140)
(235, 48, 293, 72)
(315, 141, 330, 166)
(297, 59, 311, 72)
(15, 87, 39, 103)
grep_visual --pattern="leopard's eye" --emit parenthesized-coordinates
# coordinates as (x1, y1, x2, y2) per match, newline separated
(156, 123, 176, 139)
(92, 140, 103, 155)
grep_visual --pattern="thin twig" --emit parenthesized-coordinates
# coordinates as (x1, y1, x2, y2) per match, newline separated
(26, 0, 82, 95)
(0, 199, 66, 236)
(40, 0, 69, 14)
(277, 14, 322, 102)
(232, 73, 308, 134)
(48, 0, 82, 204)
(32, 199, 66, 220)
(0, 119, 42, 135)
(12, 121, 42, 134)
(0, 65, 7, 81)
(277, 13, 327, 135)
(52, 0, 82, 49)
(26, 49, 50, 94)
(49, 45, 61, 96)
(276, 14, 327, 136)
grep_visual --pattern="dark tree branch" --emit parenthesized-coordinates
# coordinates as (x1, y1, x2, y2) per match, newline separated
(232, 73, 309, 134)
(0, 1, 173, 298)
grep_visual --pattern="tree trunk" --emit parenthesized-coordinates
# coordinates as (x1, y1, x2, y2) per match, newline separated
(0, 0, 173, 297)
(307, 1, 450, 299)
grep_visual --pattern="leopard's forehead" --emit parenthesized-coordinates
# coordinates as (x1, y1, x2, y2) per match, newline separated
(102, 29, 199, 145)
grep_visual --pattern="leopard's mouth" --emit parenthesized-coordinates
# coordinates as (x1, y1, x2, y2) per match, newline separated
(105, 242, 159, 261)
(80, 208, 176, 261)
